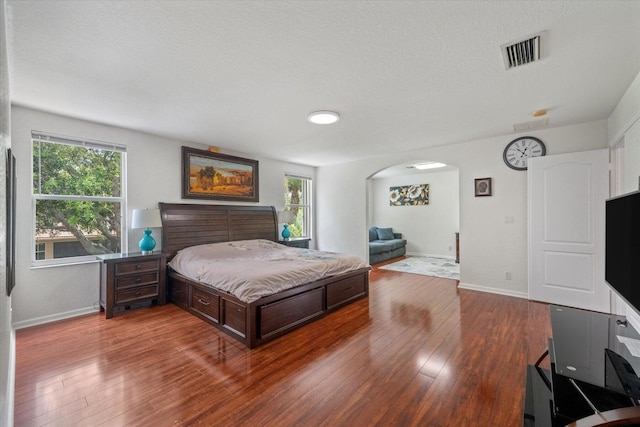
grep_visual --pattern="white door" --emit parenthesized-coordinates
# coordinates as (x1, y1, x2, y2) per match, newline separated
(528, 149, 610, 312)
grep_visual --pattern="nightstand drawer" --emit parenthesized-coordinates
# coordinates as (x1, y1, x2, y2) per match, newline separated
(115, 285, 158, 304)
(115, 259, 160, 275)
(115, 272, 159, 289)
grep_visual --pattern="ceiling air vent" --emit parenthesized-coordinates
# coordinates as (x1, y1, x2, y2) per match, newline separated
(501, 32, 544, 70)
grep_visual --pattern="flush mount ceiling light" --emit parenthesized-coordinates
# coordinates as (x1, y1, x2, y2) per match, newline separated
(307, 110, 340, 124)
(532, 109, 548, 117)
(414, 162, 446, 170)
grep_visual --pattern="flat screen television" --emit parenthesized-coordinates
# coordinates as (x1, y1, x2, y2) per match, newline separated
(605, 190, 640, 314)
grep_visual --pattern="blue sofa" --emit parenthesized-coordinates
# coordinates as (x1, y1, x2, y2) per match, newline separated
(368, 227, 407, 264)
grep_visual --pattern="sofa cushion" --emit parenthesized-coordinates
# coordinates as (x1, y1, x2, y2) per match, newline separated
(369, 239, 407, 254)
(368, 227, 379, 242)
(376, 228, 395, 240)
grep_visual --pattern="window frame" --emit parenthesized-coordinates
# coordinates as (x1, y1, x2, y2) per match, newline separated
(284, 173, 312, 239)
(34, 242, 45, 260)
(31, 131, 127, 266)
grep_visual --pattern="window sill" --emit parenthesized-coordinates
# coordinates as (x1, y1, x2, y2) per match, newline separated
(31, 258, 101, 270)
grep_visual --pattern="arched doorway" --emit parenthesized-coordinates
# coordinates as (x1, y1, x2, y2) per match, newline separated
(365, 161, 460, 271)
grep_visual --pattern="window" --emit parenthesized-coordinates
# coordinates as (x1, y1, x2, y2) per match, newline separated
(284, 173, 312, 238)
(34, 243, 45, 260)
(32, 132, 126, 264)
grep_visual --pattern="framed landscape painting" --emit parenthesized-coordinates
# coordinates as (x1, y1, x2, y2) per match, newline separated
(182, 147, 259, 202)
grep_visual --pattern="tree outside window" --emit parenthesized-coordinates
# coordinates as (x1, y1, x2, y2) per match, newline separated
(284, 174, 312, 238)
(32, 133, 125, 263)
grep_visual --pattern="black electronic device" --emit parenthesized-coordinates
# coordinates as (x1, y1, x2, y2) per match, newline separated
(549, 340, 638, 426)
(535, 306, 640, 426)
(605, 190, 640, 315)
(605, 348, 640, 398)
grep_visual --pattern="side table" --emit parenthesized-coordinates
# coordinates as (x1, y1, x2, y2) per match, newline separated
(280, 238, 311, 249)
(97, 252, 168, 318)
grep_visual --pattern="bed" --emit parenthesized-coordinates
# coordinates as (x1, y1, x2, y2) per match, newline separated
(159, 203, 371, 348)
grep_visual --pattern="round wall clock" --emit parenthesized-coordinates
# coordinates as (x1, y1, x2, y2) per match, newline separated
(503, 136, 546, 171)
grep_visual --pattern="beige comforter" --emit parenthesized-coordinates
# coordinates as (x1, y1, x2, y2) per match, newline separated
(168, 239, 369, 303)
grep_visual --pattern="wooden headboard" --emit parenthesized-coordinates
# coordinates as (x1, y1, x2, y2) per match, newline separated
(158, 203, 278, 258)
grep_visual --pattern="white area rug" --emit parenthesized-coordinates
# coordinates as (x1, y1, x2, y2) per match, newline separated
(380, 256, 460, 280)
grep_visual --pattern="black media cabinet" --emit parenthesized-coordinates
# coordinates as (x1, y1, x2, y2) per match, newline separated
(524, 305, 640, 426)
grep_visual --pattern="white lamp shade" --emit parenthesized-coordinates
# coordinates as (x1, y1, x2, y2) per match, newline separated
(277, 210, 295, 224)
(131, 208, 162, 229)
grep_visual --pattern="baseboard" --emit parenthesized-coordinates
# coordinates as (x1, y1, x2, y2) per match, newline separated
(12, 306, 99, 330)
(405, 252, 455, 260)
(457, 282, 528, 299)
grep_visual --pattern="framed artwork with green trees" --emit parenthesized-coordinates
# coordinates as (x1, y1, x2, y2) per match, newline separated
(182, 147, 259, 202)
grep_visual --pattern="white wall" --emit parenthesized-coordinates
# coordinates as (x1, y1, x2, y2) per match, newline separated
(608, 70, 640, 195)
(621, 120, 640, 195)
(317, 120, 608, 298)
(0, 1, 13, 425)
(608, 71, 640, 147)
(10, 106, 315, 326)
(370, 169, 459, 258)
(608, 69, 640, 321)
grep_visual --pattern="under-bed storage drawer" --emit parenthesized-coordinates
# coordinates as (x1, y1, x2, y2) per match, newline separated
(222, 299, 246, 337)
(326, 275, 366, 310)
(169, 279, 188, 308)
(259, 287, 324, 339)
(190, 287, 220, 323)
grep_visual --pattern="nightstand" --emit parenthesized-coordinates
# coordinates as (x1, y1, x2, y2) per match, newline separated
(97, 252, 168, 318)
(280, 238, 311, 249)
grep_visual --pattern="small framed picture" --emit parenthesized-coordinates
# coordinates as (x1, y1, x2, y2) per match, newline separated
(475, 178, 492, 197)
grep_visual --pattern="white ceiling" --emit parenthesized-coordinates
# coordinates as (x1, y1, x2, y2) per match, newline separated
(6, 1, 640, 167)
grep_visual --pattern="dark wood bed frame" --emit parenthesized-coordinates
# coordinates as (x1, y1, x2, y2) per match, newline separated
(159, 203, 370, 348)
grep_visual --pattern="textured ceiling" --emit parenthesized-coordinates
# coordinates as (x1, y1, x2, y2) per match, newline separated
(6, 1, 640, 167)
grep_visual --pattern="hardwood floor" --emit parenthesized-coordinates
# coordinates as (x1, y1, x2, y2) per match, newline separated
(14, 265, 551, 426)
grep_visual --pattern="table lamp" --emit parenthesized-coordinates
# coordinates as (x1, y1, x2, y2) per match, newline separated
(131, 208, 162, 254)
(277, 210, 296, 240)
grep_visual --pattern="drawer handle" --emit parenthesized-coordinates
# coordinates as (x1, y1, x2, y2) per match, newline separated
(135, 291, 141, 296)
(135, 264, 142, 270)
(198, 298, 210, 306)
(135, 278, 141, 283)
(343, 286, 353, 292)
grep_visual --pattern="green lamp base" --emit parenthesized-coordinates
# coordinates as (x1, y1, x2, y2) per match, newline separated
(139, 229, 156, 255)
